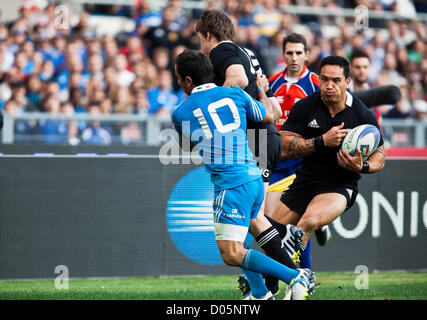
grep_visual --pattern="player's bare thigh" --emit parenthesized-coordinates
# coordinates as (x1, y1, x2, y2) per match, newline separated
(264, 191, 282, 217)
(270, 199, 301, 226)
(298, 192, 347, 243)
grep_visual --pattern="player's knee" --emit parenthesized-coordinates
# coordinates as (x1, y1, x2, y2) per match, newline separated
(218, 246, 244, 267)
(219, 251, 240, 266)
(299, 214, 321, 233)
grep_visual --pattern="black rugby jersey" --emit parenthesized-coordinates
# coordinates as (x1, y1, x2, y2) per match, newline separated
(281, 91, 384, 189)
(209, 41, 279, 136)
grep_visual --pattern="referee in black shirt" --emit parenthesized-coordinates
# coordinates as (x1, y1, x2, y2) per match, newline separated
(271, 56, 386, 261)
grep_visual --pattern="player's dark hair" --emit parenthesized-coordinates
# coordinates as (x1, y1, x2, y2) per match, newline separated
(195, 9, 237, 42)
(282, 33, 307, 52)
(175, 49, 214, 86)
(350, 49, 370, 63)
(320, 55, 350, 79)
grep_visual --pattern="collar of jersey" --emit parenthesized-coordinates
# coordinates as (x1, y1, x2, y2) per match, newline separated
(218, 40, 233, 45)
(192, 83, 217, 94)
(345, 91, 353, 107)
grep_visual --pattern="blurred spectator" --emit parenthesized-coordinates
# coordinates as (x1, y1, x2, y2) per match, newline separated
(152, 47, 172, 71)
(391, 0, 417, 19)
(39, 59, 55, 82)
(369, 2, 387, 29)
(263, 30, 286, 76)
(143, 62, 160, 88)
(121, 122, 142, 145)
(144, 5, 184, 57)
(422, 72, 427, 101)
(25, 74, 42, 109)
(10, 80, 37, 112)
(147, 69, 180, 116)
(87, 54, 104, 81)
(408, 84, 427, 119)
(113, 86, 133, 114)
(252, 0, 282, 38)
(349, 49, 371, 91)
(114, 54, 136, 87)
(133, 89, 150, 114)
(81, 105, 112, 145)
(62, 101, 80, 145)
(3, 99, 32, 135)
(38, 95, 68, 144)
(237, 0, 256, 27)
(0, 37, 14, 73)
(120, 35, 145, 60)
(100, 98, 113, 114)
(224, 0, 240, 17)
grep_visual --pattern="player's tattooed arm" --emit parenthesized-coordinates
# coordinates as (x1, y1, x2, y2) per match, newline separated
(280, 131, 316, 159)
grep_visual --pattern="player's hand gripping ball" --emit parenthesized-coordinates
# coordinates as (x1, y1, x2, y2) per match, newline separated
(341, 124, 381, 160)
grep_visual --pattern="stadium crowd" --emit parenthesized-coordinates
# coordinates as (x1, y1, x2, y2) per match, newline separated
(0, 0, 426, 144)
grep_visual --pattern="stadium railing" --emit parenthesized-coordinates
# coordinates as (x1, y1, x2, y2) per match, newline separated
(1, 112, 172, 146)
(1, 112, 426, 147)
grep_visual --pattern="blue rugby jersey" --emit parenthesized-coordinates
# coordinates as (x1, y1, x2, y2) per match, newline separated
(172, 84, 266, 191)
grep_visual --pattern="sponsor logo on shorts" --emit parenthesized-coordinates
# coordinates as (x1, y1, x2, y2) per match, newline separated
(222, 209, 244, 219)
(224, 212, 245, 219)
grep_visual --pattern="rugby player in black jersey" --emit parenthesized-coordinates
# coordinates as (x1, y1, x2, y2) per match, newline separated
(272, 56, 386, 281)
(195, 9, 305, 298)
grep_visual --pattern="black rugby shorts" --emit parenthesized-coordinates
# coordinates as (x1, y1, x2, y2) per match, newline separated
(280, 175, 358, 214)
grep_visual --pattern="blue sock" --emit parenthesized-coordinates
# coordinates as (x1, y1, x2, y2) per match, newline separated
(240, 269, 269, 298)
(300, 238, 312, 269)
(242, 249, 299, 285)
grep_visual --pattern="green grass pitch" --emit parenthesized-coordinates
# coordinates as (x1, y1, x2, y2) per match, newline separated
(0, 272, 426, 300)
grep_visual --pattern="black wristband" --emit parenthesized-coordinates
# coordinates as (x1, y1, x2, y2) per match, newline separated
(313, 135, 325, 151)
(360, 161, 370, 173)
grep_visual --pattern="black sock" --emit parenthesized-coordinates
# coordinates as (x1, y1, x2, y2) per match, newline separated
(255, 226, 297, 292)
(265, 215, 288, 239)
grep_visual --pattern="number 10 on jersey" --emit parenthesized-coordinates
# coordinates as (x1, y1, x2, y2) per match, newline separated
(192, 98, 241, 139)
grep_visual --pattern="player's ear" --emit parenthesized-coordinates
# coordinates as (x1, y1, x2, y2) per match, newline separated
(185, 76, 193, 87)
(344, 77, 351, 89)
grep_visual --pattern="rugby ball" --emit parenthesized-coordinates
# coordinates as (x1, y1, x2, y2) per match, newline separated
(341, 124, 380, 159)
